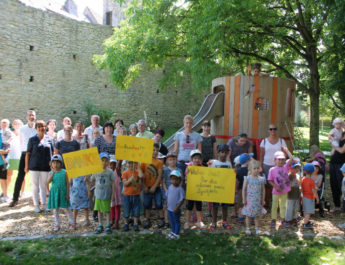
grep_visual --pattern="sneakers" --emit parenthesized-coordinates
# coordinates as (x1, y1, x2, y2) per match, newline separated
(222, 221, 231, 229)
(143, 219, 151, 229)
(196, 222, 206, 229)
(338, 223, 345, 229)
(183, 222, 190, 230)
(255, 229, 263, 235)
(270, 220, 276, 228)
(235, 217, 244, 225)
(302, 222, 314, 229)
(105, 224, 112, 234)
(123, 223, 130, 232)
(133, 224, 140, 232)
(282, 220, 290, 228)
(95, 225, 104, 234)
(0, 196, 9, 203)
(52, 225, 60, 232)
(157, 219, 165, 228)
(209, 223, 217, 230)
(167, 232, 180, 240)
(34, 206, 41, 213)
(245, 228, 251, 235)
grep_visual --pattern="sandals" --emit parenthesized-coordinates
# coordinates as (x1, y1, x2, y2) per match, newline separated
(95, 225, 104, 234)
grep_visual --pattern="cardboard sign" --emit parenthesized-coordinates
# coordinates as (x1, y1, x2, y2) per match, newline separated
(186, 166, 236, 204)
(62, 147, 103, 179)
(115, 135, 154, 164)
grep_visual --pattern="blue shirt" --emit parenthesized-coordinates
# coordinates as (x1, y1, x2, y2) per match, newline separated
(0, 133, 5, 166)
(166, 185, 185, 212)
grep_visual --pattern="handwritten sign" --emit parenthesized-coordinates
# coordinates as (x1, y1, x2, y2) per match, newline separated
(115, 135, 154, 164)
(186, 166, 236, 204)
(62, 147, 103, 179)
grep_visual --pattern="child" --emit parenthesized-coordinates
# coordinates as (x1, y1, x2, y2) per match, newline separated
(47, 154, 75, 231)
(70, 173, 90, 227)
(235, 153, 251, 224)
(122, 160, 142, 232)
(0, 119, 13, 151)
(91, 152, 115, 234)
(162, 152, 183, 228)
(91, 128, 101, 146)
(139, 143, 164, 229)
(311, 160, 325, 217)
(284, 160, 301, 227)
(242, 159, 266, 235)
(109, 156, 122, 229)
(338, 164, 345, 229)
(301, 163, 319, 229)
(210, 144, 232, 230)
(166, 170, 185, 239)
(329, 118, 343, 155)
(268, 148, 293, 228)
(184, 149, 205, 229)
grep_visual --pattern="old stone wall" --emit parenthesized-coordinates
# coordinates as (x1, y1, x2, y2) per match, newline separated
(0, 0, 208, 130)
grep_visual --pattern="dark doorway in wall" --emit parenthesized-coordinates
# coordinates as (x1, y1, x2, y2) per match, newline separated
(106, 11, 112, 25)
(29, 76, 34, 82)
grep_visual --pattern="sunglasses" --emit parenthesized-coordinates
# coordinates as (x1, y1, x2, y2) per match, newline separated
(186, 135, 190, 144)
(269, 128, 277, 131)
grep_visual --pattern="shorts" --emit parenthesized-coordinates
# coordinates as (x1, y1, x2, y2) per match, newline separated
(8, 159, 20, 170)
(123, 195, 140, 218)
(302, 197, 315, 214)
(186, 200, 202, 211)
(94, 198, 111, 213)
(143, 188, 163, 210)
(212, 202, 230, 208)
(0, 165, 7, 180)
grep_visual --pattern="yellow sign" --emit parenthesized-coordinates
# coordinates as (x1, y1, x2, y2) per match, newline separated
(115, 135, 154, 164)
(62, 147, 103, 179)
(186, 166, 236, 204)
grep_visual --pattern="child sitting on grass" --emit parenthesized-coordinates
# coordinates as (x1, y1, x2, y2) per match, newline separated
(301, 163, 319, 229)
(91, 152, 115, 234)
(166, 170, 185, 239)
(242, 159, 266, 235)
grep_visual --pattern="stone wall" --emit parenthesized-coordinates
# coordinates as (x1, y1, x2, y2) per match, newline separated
(0, 0, 208, 130)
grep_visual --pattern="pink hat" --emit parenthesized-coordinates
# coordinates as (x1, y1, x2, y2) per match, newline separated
(312, 161, 320, 167)
(274, 151, 286, 159)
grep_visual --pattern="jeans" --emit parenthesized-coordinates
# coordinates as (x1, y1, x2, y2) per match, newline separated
(168, 210, 181, 235)
(123, 195, 140, 218)
(12, 152, 26, 202)
(143, 188, 163, 210)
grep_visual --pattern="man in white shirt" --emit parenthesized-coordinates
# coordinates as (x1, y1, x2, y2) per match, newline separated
(84, 115, 103, 145)
(136, 120, 153, 139)
(56, 117, 77, 141)
(9, 110, 37, 207)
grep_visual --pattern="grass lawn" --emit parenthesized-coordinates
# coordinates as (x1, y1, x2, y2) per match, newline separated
(0, 233, 344, 264)
(296, 127, 331, 152)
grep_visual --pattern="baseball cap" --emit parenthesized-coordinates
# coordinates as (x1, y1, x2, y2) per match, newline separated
(303, 163, 315, 174)
(190, 149, 202, 158)
(170, 170, 182, 178)
(274, 151, 286, 159)
(340, 163, 345, 173)
(109, 155, 117, 163)
(291, 161, 301, 168)
(311, 161, 320, 168)
(100, 152, 110, 159)
(239, 153, 251, 165)
(51, 154, 63, 162)
(217, 144, 229, 152)
(166, 152, 177, 158)
(157, 152, 166, 159)
(234, 155, 241, 166)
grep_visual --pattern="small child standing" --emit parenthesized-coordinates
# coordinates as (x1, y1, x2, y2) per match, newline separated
(268, 148, 293, 228)
(122, 161, 141, 232)
(301, 163, 319, 229)
(166, 170, 185, 239)
(184, 149, 205, 229)
(329, 118, 343, 155)
(91, 152, 115, 234)
(210, 144, 232, 230)
(311, 161, 325, 217)
(109, 156, 122, 229)
(284, 161, 301, 227)
(0, 119, 13, 152)
(47, 155, 75, 231)
(242, 159, 266, 235)
(338, 164, 345, 229)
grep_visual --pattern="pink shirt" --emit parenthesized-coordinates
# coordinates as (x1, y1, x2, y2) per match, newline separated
(268, 163, 291, 195)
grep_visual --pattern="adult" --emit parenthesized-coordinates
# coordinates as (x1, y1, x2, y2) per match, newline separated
(25, 120, 54, 212)
(200, 120, 217, 166)
(1, 119, 23, 203)
(84, 115, 103, 145)
(9, 109, 37, 207)
(174, 115, 202, 177)
(259, 124, 287, 206)
(56, 117, 76, 141)
(113, 119, 124, 136)
(330, 133, 345, 212)
(227, 133, 253, 165)
(46, 119, 57, 140)
(129, 123, 138, 137)
(136, 120, 153, 139)
(153, 128, 168, 156)
(94, 121, 116, 155)
(54, 125, 80, 157)
(73, 121, 91, 149)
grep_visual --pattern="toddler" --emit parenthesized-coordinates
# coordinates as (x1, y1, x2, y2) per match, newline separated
(47, 155, 75, 231)
(110, 156, 122, 229)
(311, 160, 324, 217)
(166, 170, 185, 239)
(242, 159, 266, 235)
(92, 129, 101, 146)
(329, 118, 343, 155)
(0, 119, 12, 151)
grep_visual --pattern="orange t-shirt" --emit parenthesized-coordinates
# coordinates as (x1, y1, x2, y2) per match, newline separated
(140, 159, 163, 187)
(121, 169, 140, 195)
(301, 177, 316, 199)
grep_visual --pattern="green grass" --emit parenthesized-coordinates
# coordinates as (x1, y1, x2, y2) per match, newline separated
(0, 234, 344, 264)
(296, 127, 331, 152)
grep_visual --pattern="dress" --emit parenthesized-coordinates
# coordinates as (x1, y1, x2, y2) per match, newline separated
(241, 176, 266, 217)
(47, 170, 70, 209)
(70, 176, 90, 210)
(111, 170, 122, 206)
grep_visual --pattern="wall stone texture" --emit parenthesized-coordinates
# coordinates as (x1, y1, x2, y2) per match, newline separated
(0, 0, 208, 130)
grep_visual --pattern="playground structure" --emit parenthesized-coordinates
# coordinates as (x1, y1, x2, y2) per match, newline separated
(164, 75, 295, 157)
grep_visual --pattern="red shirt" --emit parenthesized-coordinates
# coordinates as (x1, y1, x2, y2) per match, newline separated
(301, 177, 316, 199)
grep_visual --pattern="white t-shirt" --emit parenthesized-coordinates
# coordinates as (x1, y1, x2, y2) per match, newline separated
(20, 124, 37, 152)
(260, 138, 287, 166)
(211, 160, 232, 168)
(8, 133, 21, 159)
(174, 131, 202, 162)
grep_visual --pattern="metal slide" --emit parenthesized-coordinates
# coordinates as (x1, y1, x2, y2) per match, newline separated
(163, 91, 225, 150)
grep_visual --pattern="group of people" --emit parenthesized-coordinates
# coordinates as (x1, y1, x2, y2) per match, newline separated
(1, 110, 345, 238)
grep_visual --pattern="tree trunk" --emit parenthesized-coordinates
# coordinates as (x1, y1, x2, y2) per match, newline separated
(309, 89, 320, 147)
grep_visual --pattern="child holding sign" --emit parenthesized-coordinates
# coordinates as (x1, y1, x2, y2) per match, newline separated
(210, 144, 232, 230)
(242, 159, 266, 235)
(122, 160, 141, 232)
(91, 152, 115, 234)
(47, 155, 75, 231)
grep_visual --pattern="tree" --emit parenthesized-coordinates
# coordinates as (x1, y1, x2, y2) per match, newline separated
(94, 0, 340, 146)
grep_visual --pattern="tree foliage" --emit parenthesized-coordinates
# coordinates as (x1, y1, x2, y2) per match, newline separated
(94, 0, 342, 146)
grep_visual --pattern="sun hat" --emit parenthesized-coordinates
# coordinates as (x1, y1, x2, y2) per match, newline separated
(311, 161, 320, 168)
(274, 151, 286, 159)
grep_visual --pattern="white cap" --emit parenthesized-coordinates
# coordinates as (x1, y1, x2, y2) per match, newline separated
(190, 149, 202, 158)
(333, 118, 343, 125)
